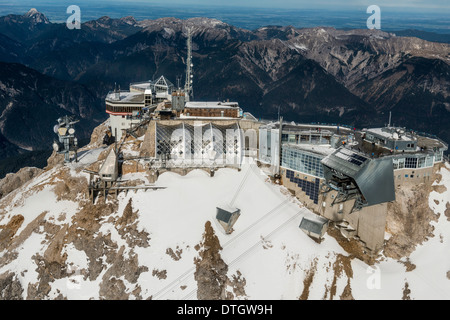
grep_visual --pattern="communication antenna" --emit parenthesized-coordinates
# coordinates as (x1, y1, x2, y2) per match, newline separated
(52, 115, 79, 163)
(388, 111, 392, 128)
(176, 75, 182, 90)
(184, 27, 193, 101)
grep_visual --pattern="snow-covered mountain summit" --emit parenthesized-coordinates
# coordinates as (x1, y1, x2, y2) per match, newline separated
(0, 121, 449, 300)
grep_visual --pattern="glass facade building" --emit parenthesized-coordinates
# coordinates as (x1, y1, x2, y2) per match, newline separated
(281, 145, 325, 178)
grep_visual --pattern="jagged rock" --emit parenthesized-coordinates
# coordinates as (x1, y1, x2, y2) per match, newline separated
(0, 167, 43, 198)
(116, 198, 150, 248)
(0, 272, 23, 300)
(99, 277, 128, 300)
(194, 221, 229, 300)
(385, 180, 438, 259)
(52, 169, 88, 201)
(99, 246, 148, 300)
(0, 215, 24, 251)
(45, 150, 64, 171)
(85, 120, 110, 149)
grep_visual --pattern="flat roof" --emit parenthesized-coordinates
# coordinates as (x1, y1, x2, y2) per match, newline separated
(365, 127, 415, 142)
(185, 101, 239, 109)
(283, 143, 335, 157)
(106, 91, 144, 103)
(261, 122, 352, 136)
(130, 81, 152, 90)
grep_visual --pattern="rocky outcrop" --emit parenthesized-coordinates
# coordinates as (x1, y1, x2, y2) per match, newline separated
(194, 221, 229, 300)
(0, 215, 24, 251)
(0, 166, 43, 198)
(0, 272, 23, 300)
(384, 177, 439, 259)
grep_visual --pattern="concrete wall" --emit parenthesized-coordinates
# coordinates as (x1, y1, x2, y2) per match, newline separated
(354, 203, 387, 252)
(110, 114, 141, 140)
(280, 167, 387, 253)
(393, 167, 433, 187)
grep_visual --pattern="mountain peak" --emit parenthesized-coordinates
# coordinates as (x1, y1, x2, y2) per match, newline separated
(26, 8, 38, 15)
(186, 17, 228, 28)
(24, 8, 50, 24)
(120, 16, 137, 25)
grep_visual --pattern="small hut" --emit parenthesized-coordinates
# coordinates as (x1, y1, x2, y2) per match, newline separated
(299, 216, 328, 240)
(216, 205, 241, 234)
(99, 148, 119, 184)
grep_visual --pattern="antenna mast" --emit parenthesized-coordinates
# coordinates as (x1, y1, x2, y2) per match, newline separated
(184, 27, 193, 101)
(176, 75, 182, 90)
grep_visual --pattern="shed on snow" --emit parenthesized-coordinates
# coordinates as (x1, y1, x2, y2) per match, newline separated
(99, 148, 119, 182)
(299, 216, 328, 240)
(216, 205, 241, 234)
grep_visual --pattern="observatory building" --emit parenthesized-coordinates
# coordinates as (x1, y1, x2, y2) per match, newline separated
(105, 28, 246, 142)
(98, 28, 448, 257)
(258, 121, 447, 253)
(105, 76, 174, 140)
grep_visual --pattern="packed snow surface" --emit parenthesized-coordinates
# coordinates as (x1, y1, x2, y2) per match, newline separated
(1, 147, 450, 299)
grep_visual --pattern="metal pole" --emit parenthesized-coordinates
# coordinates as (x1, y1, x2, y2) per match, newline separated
(277, 116, 283, 177)
(115, 128, 117, 153)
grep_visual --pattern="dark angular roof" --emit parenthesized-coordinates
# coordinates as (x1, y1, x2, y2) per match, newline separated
(321, 147, 396, 206)
(216, 206, 240, 223)
(299, 216, 328, 235)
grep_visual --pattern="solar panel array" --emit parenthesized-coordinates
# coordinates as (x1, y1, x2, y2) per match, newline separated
(286, 170, 320, 204)
(334, 148, 368, 167)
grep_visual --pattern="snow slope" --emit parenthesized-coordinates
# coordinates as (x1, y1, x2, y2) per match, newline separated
(1, 144, 449, 300)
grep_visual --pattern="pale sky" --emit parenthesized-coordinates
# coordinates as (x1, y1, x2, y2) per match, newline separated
(115, 0, 450, 11)
(16, 0, 449, 11)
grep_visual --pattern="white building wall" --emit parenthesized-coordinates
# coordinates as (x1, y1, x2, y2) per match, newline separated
(109, 114, 140, 140)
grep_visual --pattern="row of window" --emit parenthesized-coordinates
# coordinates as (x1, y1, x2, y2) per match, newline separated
(106, 104, 142, 114)
(281, 148, 324, 178)
(282, 149, 442, 176)
(281, 134, 329, 145)
(393, 155, 436, 170)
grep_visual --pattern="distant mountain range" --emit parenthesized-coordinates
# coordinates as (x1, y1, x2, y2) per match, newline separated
(0, 9, 449, 176)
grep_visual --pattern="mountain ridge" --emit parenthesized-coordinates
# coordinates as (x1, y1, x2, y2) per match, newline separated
(0, 9, 448, 175)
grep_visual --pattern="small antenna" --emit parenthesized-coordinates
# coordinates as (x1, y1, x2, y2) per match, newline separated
(115, 128, 117, 152)
(184, 27, 193, 101)
(114, 82, 119, 100)
(388, 111, 392, 128)
(176, 75, 182, 90)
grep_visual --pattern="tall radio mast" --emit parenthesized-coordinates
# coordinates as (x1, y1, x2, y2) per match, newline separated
(184, 27, 193, 101)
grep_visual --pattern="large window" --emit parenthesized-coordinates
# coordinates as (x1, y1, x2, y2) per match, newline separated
(417, 157, 425, 168)
(394, 158, 405, 169)
(281, 146, 324, 178)
(405, 157, 417, 169)
(393, 158, 399, 169)
(425, 155, 434, 167)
